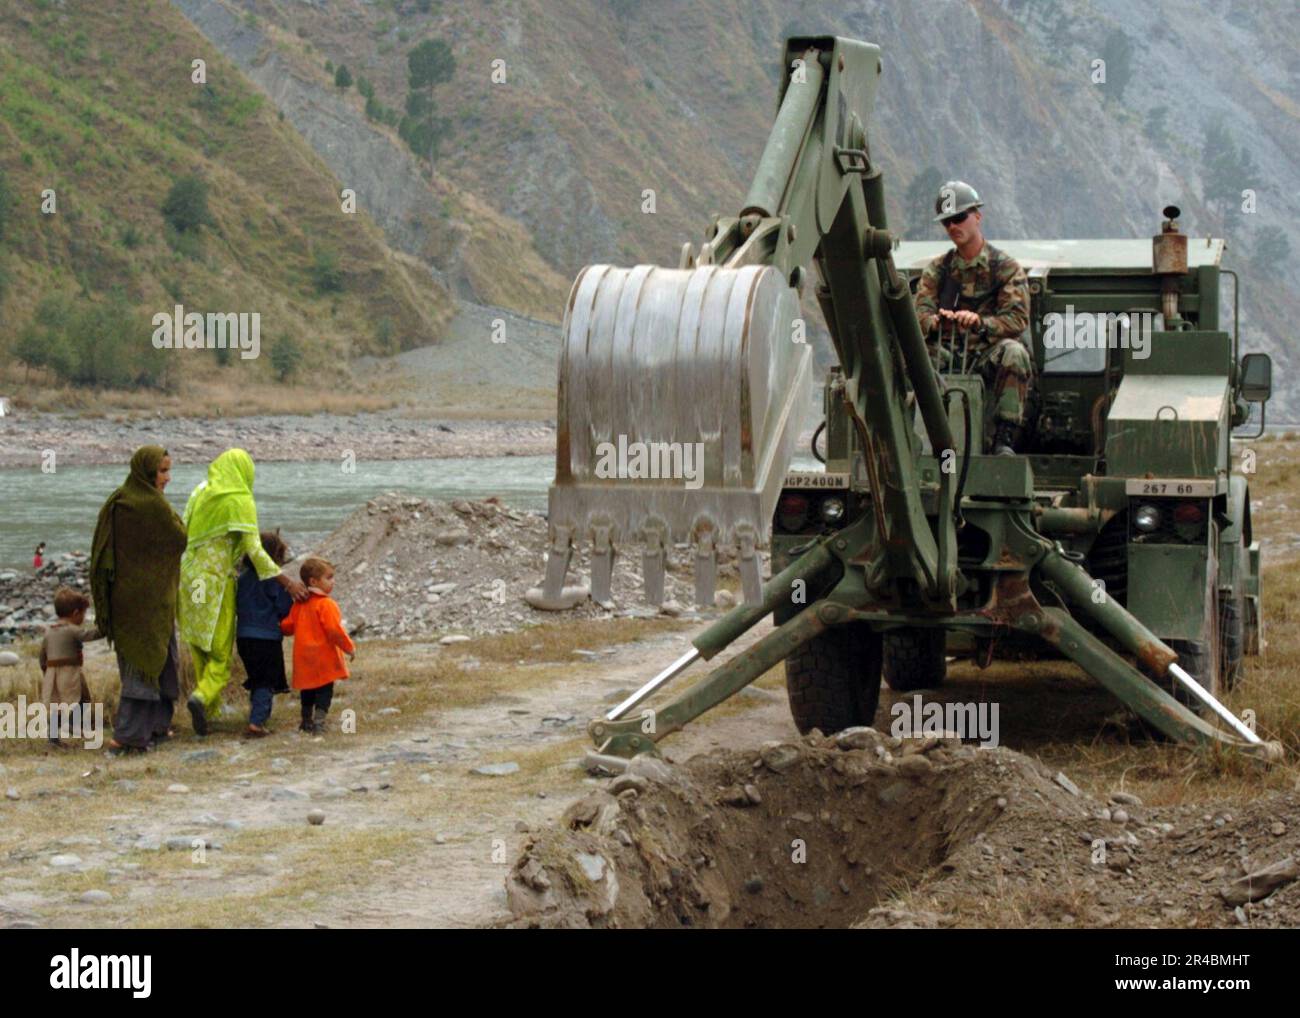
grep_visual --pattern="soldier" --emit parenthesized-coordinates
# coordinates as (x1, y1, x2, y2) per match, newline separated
(914, 181, 1032, 455)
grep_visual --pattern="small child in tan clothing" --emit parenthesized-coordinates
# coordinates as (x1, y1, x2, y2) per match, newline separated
(39, 587, 103, 746)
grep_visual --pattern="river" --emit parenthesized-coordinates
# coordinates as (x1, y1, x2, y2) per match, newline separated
(0, 455, 554, 571)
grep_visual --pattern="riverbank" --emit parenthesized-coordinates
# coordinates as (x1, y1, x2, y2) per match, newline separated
(0, 412, 556, 469)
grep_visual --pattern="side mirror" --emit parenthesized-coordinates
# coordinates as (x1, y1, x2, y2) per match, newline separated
(1240, 353, 1272, 403)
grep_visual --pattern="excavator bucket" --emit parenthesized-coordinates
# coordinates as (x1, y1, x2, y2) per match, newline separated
(543, 262, 812, 608)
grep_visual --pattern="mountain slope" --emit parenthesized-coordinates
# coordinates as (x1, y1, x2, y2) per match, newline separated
(0, 0, 455, 407)
(191, 0, 1297, 412)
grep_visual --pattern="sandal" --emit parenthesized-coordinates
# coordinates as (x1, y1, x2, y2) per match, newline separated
(244, 724, 271, 739)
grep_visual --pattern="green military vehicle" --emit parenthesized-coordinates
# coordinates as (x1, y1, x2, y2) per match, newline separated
(540, 35, 1279, 759)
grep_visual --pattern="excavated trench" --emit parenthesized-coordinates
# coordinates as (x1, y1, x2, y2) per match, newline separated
(506, 729, 1090, 928)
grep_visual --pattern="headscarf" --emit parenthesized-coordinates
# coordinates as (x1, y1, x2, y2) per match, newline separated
(183, 448, 260, 544)
(90, 446, 188, 683)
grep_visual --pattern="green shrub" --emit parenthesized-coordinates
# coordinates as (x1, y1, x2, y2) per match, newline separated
(14, 291, 169, 389)
(161, 174, 211, 233)
(334, 64, 353, 90)
(269, 333, 302, 381)
(310, 248, 343, 294)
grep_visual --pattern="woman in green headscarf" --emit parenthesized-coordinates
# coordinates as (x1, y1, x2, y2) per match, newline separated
(178, 448, 306, 734)
(90, 445, 189, 752)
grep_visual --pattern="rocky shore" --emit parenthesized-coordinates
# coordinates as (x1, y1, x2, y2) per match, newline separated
(0, 412, 556, 469)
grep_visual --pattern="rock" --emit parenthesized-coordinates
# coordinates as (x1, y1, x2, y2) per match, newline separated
(1271, 822, 1287, 836)
(744, 876, 764, 894)
(270, 758, 290, 773)
(713, 590, 737, 609)
(307, 809, 326, 826)
(625, 755, 675, 784)
(743, 783, 762, 805)
(430, 582, 458, 596)
(471, 761, 519, 777)
(80, 890, 111, 905)
(181, 749, 220, 764)
(896, 754, 933, 777)
(5, 788, 19, 801)
(0, 650, 20, 666)
(440, 635, 471, 645)
(658, 600, 684, 617)
(524, 585, 589, 611)
(49, 854, 81, 868)
(1112, 808, 1130, 825)
(377, 707, 401, 717)
(835, 726, 883, 751)
(575, 852, 606, 882)
(1053, 772, 1081, 797)
(609, 773, 648, 796)
(132, 837, 161, 851)
(760, 744, 801, 774)
(166, 783, 190, 794)
(1109, 791, 1143, 807)
(270, 787, 309, 801)
(1221, 856, 1299, 906)
(434, 529, 471, 546)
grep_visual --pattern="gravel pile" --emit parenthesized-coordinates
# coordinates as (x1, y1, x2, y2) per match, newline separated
(0, 553, 90, 643)
(313, 492, 709, 640)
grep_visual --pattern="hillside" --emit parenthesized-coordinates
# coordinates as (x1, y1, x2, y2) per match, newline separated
(179, 0, 1300, 415)
(0, 0, 455, 410)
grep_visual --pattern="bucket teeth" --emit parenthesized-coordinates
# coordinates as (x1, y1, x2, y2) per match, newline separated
(590, 525, 615, 606)
(693, 531, 717, 608)
(737, 527, 762, 604)
(541, 526, 573, 603)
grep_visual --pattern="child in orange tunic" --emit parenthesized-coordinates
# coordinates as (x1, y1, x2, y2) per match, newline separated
(280, 557, 355, 734)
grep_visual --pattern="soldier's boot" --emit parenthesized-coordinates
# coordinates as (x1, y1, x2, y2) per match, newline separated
(992, 421, 1022, 456)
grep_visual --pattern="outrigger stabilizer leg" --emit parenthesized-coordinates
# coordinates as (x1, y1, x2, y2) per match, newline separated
(589, 543, 837, 757)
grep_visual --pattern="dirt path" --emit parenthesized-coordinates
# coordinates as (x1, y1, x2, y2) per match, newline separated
(0, 621, 783, 929)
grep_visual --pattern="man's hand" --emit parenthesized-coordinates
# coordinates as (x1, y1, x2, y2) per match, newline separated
(347, 651, 356, 663)
(939, 308, 983, 330)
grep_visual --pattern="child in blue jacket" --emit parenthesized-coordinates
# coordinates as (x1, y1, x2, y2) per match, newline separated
(235, 530, 294, 737)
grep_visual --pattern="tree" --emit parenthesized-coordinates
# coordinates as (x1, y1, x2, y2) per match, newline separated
(161, 174, 212, 233)
(334, 64, 353, 90)
(1202, 115, 1258, 214)
(1143, 105, 1169, 146)
(402, 39, 455, 165)
(0, 167, 12, 244)
(1099, 29, 1134, 103)
(270, 333, 303, 382)
(357, 76, 374, 101)
(310, 248, 343, 294)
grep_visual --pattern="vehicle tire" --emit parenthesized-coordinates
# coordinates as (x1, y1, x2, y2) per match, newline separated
(785, 622, 882, 735)
(882, 628, 947, 691)
(1167, 609, 1222, 715)
(1243, 596, 1261, 657)
(1219, 591, 1244, 689)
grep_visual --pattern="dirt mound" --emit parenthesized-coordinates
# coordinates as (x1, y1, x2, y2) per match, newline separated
(504, 730, 1300, 928)
(314, 493, 751, 639)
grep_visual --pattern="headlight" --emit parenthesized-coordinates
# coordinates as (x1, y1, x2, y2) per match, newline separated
(820, 497, 846, 523)
(1133, 504, 1161, 532)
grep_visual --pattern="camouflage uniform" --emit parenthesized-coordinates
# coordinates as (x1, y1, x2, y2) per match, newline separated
(914, 242, 1033, 427)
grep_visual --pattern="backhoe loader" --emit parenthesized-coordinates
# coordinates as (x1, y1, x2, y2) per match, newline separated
(540, 35, 1279, 761)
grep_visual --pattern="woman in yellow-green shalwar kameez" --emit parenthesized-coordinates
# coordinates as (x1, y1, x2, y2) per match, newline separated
(178, 449, 306, 734)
